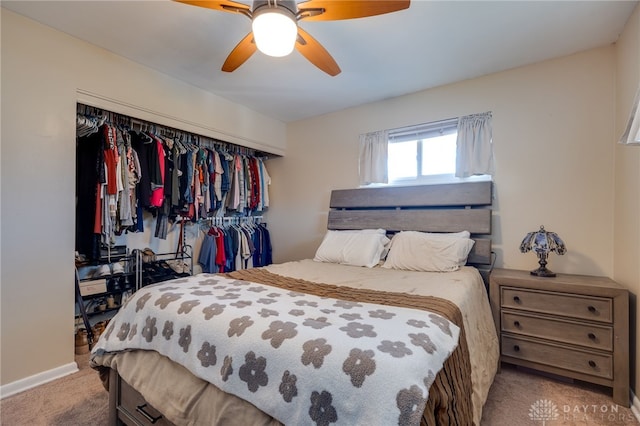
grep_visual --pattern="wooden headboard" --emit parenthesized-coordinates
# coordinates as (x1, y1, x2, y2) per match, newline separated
(328, 181, 494, 283)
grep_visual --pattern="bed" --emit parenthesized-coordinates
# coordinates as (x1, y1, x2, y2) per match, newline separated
(90, 181, 499, 426)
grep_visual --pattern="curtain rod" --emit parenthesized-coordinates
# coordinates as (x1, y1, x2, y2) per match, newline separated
(387, 116, 459, 136)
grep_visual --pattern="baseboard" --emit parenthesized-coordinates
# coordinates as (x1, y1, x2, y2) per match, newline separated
(0, 361, 79, 399)
(632, 390, 640, 423)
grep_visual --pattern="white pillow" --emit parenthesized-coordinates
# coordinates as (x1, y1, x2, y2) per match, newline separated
(314, 229, 390, 268)
(382, 231, 475, 272)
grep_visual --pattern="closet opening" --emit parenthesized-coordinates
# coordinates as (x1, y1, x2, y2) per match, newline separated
(74, 103, 274, 347)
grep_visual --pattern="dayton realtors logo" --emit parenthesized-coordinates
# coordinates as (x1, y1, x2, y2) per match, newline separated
(529, 399, 560, 425)
(529, 399, 636, 424)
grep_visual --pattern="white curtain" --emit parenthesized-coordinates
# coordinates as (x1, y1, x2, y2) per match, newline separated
(619, 88, 640, 145)
(455, 112, 494, 178)
(359, 130, 389, 185)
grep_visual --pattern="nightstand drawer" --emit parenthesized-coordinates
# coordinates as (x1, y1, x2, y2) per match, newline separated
(501, 311, 613, 351)
(118, 377, 172, 426)
(501, 287, 612, 323)
(502, 335, 613, 380)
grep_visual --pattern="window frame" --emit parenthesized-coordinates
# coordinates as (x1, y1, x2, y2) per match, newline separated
(387, 117, 458, 185)
(384, 116, 491, 186)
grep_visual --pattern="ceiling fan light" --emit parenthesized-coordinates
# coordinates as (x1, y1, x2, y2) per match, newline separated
(252, 8, 297, 57)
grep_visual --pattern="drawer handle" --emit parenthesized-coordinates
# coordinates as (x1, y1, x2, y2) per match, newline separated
(588, 332, 597, 340)
(513, 345, 520, 352)
(588, 360, 597, 368)
(513, 296, 521, 304)
(513, 321, 521, 328)
(136, 404, 163, 424)
(587, 305, 597, 314)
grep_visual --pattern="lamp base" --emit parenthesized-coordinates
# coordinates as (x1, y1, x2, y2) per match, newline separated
(530, 267, 556, 277)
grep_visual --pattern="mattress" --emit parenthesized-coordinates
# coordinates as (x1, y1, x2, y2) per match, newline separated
(92, 260, 498, 425)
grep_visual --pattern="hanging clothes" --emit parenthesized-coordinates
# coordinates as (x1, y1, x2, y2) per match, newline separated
(76, 125, 105, 260)
(75, 105, 274, 260)
(252, 223, 272, 267)
(149, 134, 165, 208)
(117, 129, 134, 228)
(196, 219, 271, 273)
(130, 130, 153, 210)
(198, 231, 218, 273)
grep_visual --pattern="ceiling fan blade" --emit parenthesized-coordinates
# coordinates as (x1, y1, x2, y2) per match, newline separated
(295, 27, 341, 76)
(222, 32, 257, 72)
(298, 0, 410, 21)
(173, 0, 251, 15)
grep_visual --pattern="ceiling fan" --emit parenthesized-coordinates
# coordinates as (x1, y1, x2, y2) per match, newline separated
(175, 0, 410, 76)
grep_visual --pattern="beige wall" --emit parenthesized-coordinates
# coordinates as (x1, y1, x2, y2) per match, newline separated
(0, 9, 285, 387)
(614, 4, 640, 396)
(272, 47, 616, 279)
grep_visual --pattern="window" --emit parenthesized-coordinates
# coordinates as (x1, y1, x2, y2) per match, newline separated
(387, 117, 459, 184)
(358, 112, 493, 186)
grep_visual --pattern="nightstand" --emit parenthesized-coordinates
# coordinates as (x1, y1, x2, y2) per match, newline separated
(489, 268, 630, 407)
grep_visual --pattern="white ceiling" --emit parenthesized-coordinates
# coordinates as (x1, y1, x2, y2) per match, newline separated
(3, 1, 637, 123)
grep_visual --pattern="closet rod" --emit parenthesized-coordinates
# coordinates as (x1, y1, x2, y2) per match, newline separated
(211, 216, 263, 227)
(77, 103, 270, 158)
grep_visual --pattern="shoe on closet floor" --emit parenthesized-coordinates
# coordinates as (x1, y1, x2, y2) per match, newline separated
(108, 277, 122, 293)
(167, 260, 190, 274)
(122, 275, 133, 290)
(179, 261, 191, 274)
(94, 264, 112, 277)
(112, 262, 125, 275)
(142, 248, 156, 263)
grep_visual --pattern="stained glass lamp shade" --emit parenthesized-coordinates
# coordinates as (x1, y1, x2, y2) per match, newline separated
(519, 225, 566, 277)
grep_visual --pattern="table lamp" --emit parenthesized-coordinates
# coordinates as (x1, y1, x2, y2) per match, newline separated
(519, 225, 566, 277)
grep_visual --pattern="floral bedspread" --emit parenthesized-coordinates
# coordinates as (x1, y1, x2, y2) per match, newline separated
(91, 273, 460, 426)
